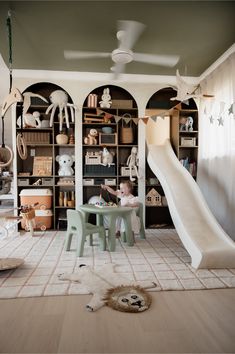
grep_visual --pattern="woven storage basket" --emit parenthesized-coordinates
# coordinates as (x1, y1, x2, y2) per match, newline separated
(120, 114, 133, 144)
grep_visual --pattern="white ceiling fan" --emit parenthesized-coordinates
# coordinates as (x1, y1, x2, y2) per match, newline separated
(64, 20, 180, 78)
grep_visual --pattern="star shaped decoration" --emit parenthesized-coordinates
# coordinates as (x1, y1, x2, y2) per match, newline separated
(217, 116, 224, 126)
(209, 115, 214, 124)
(228, 103, 234, 115)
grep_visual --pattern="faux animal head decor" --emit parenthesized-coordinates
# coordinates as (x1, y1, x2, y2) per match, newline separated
(104, 285, 152, 313)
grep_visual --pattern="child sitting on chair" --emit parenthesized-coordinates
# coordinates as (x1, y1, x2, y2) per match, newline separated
(101, 180, 140, 234)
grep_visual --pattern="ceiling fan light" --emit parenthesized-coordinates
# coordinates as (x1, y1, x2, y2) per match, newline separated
(111, 49, 133, 64)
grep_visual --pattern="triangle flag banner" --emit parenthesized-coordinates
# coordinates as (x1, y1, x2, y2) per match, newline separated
(141, 117, 149, 125)
(151, 115, 158, 122)
(123, 117, 131, 124)
(96, 108, 103, 116)
(114, 115, 122, 123)
(132, 118, 139, 125)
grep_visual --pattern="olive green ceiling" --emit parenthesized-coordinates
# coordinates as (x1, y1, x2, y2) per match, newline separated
(0, 1, 234, 76)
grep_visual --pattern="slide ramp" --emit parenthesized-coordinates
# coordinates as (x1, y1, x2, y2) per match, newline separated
(147, 140, 235, 269)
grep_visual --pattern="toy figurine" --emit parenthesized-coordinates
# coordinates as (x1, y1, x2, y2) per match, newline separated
(126, 147, 140, 182)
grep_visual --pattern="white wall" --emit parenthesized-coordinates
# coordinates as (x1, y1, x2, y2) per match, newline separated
(1, 58, 190, 209)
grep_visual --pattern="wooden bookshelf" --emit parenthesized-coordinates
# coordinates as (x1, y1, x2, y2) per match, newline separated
(82, 85, 139, 206)
(15, 82, 76, 230)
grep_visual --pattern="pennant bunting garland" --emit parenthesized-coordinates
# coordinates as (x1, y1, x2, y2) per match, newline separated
(114, 115, 122, 123)
(123, 117, 132, 124)
(94, 99, 235, 128)
(141, 117, 149, 125)
(132, 118, 139, 125)
(151, 115, 158, 122)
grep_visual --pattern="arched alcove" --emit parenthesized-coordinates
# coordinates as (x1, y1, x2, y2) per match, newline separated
(144, 87, 198, 229)
(82, 85, 137, 108)
(22, 82, 73, 103)
(82, 84, 139, 205)
(16, 81, 76, 230)
(145, 87, 197, 145)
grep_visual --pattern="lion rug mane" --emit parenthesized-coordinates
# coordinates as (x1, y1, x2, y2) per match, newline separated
(59, 264, 156, 312)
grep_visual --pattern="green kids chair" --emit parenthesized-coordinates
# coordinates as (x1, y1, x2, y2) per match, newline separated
(121, 202, 146, 243)
(65, 209, 106, 257)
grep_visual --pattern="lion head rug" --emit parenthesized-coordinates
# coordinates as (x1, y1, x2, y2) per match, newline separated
(59, 264, 157, 312)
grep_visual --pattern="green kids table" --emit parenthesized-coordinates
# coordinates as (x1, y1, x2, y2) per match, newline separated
(79, 204, 134, 251)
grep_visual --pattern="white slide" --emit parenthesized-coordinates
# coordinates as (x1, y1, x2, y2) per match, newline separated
(147, 140, 235, 269)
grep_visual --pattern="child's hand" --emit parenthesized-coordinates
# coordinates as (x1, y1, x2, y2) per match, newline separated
(101, 184, 107, 190)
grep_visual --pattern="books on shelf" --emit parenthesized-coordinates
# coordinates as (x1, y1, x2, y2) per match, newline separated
(179, 157, 196, 177)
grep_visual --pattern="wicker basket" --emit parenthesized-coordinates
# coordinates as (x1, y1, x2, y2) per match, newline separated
(120, 114, 133, 144)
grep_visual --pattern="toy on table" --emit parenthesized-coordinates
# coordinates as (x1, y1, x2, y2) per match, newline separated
(84, 129, 98, 145)
(59, 264, 156, 312)
(126, 147, 140, 182)
(95, 187, 117, 208)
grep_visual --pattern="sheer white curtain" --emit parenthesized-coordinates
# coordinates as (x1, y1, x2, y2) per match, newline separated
(198, 52, 235, 239)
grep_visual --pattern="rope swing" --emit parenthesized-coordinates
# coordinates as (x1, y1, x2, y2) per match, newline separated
(0, 11, 27, 166)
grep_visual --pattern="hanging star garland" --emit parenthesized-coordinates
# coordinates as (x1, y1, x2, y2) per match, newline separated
(209, 115, 214, 124)
(228, 103, 234, 115)
(95, 98, 235, 127)
(217, 116, 224, 126)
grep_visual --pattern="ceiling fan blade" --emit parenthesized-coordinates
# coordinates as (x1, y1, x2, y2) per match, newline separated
(64, 50, 110, 60)
(111, 63, 126, 80)
(133, 53, 180, 67)
(117, 20, 146, 50)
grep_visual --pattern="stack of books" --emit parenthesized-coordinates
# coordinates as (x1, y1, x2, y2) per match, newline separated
(179, 157, 197, 177)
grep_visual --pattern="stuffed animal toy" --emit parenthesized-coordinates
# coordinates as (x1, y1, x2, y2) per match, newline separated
(56, 154, 75, 176)
(126, 146, 140, 182)
(101, 147, 114, 167)
(17, 111, 41, 128)
(84, 129, 98, 145)
(99, 88, 112, 108)
(59, 264, 156, 312)
(185, 116, 194, 132)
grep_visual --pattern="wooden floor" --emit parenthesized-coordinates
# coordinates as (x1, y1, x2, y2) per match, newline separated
(0, 289, 235, 353)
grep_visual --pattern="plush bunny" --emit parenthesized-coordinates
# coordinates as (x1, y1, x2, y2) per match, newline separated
(99, 88, 112, 108)
(56, 154, 75, 176)
(59, 264, 156, 312)
(126, 146, 140, 182)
